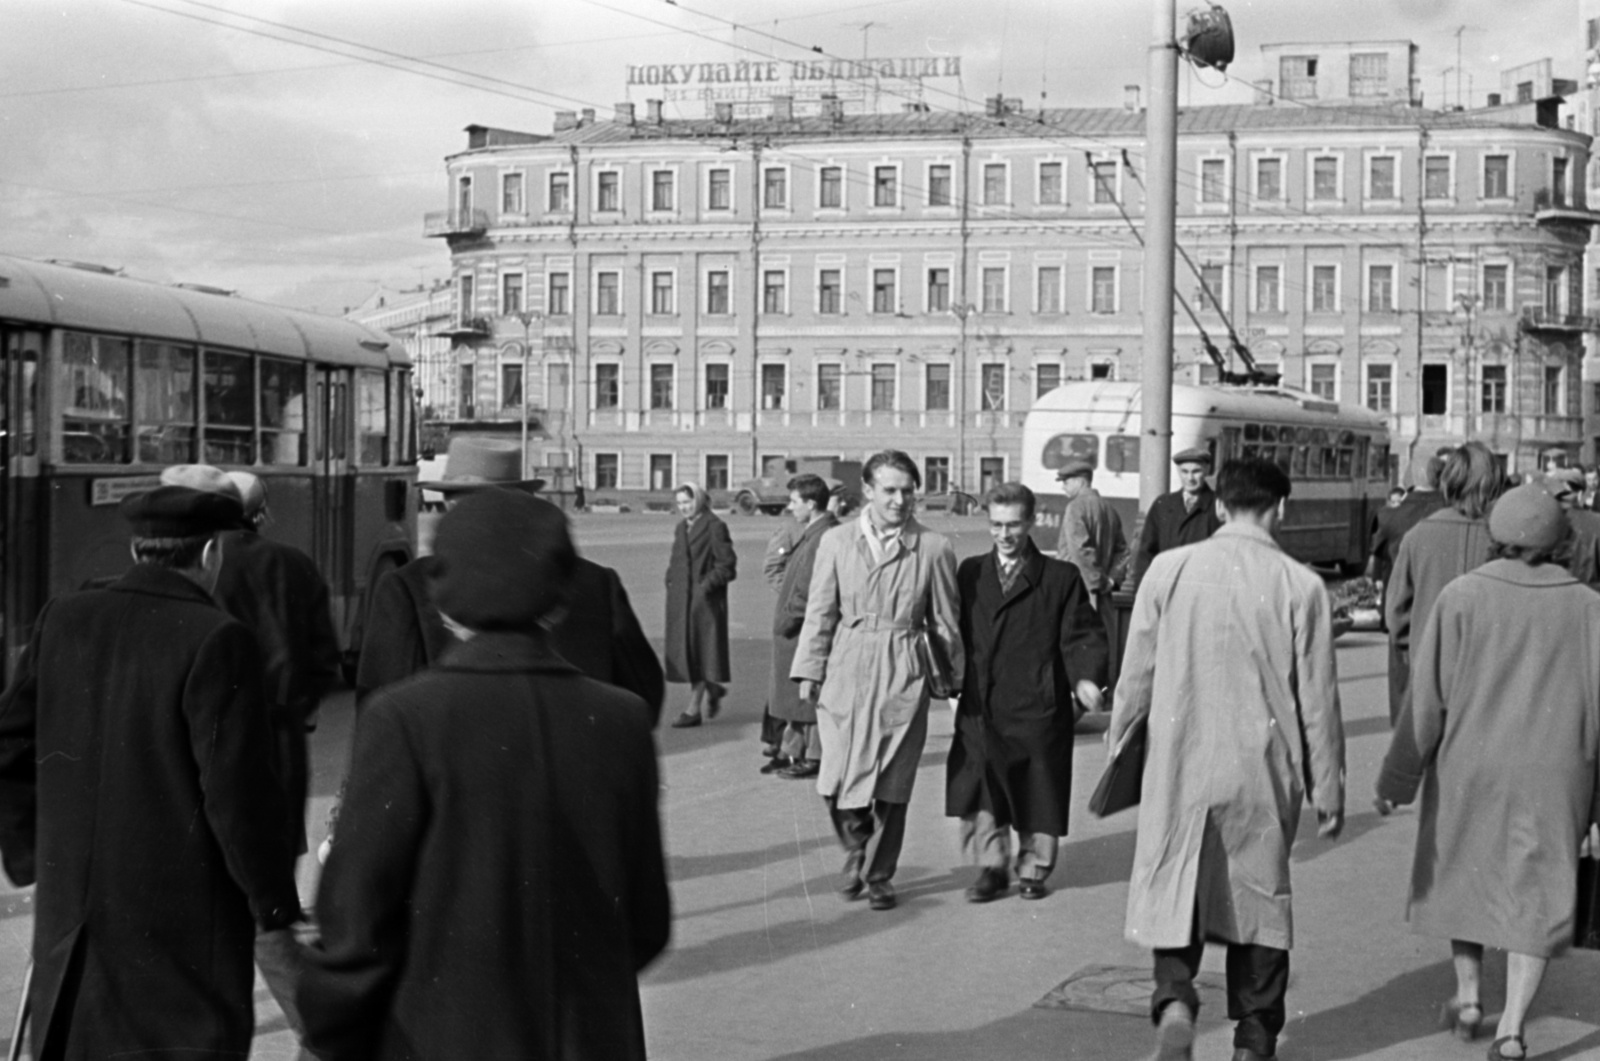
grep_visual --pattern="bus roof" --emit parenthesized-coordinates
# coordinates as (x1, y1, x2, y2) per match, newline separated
(1030, 380, 1389, 432)
(0, 254, 405, 369)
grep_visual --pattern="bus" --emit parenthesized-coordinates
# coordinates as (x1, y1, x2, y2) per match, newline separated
(0, 254, 418, 680)
(1021, 381, 1390, 570)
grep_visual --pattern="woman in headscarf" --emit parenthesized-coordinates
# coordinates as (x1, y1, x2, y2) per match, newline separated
(1376, 484, 1600, 1060)
(664, 482, 737, 727)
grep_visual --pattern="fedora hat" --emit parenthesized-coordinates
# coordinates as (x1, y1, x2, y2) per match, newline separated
(421, 437, 545, 494)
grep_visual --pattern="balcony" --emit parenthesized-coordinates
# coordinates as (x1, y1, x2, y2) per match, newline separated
(1519, 306, 1595, 334)
(423, 208, 490, 238)
(434, 316, 492, 340)
(1531, 189, 1600, 226)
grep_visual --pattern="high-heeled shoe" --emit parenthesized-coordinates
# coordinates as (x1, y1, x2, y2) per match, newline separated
(1438, 999, 1483, 1042)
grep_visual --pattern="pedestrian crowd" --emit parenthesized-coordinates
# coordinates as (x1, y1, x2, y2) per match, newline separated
(0, 436, 1595, 1061)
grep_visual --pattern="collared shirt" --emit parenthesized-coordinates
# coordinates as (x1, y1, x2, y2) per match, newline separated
(859, 509, 904, 566)
(1182, 491, 1199, 514)
(996, 549, 1025, 594)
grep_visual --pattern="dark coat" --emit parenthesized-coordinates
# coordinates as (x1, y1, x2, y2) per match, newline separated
(0, 566, 300, 1061)
(769, 514, 837, 724)
(664, 513, 737, 684)
(356, 555, 665, 726)
(1131, 487, 1221, 589)
(213, 528, 341, 854)
(1369, 490, 1447, 582)
(946, 545, 1109, 836)
(298, 632, 671, 1061)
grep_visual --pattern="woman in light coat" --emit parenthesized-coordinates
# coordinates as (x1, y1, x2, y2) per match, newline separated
(1377, 484, 1600, 1061)
(664, 482, 737, 727)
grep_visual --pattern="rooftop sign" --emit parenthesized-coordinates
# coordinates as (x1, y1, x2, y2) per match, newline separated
(626, 56, 963, 117)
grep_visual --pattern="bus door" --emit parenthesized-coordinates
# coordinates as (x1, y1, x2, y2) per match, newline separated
(0, 327, 42, 677)
(314, 366, 355, 634)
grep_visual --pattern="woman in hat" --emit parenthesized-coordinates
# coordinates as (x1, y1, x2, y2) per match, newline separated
(1376, 484, 1600, 1060)
(665, 482, 737, 727)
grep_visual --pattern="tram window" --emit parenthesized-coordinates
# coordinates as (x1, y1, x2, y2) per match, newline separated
(5, 332, 40, 458)
(1243, 423, 1261, 441)
(1041, 433, 1098, 471)
(1320, 447, 1337, 476)
(1292, 445, 1309, 478)
(134, 342, 197, 464)
(1241, 444, 1259, 460)
(1104, 436, 1140, 473)
(260, 358, 307, 467)
(1337, 447, 1355, 478)
(62, 332, 131, 464)
(203, 350, 255, 464)
(391, 370, 415, 465)
(1369, 442, 1389, 481)
(356, 370, 388, 467)
(1261, 424, 1277, 443)
(1276, 444, 1294, 474)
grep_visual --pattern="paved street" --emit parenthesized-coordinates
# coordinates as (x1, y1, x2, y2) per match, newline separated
(1, 510, 1597, 1059)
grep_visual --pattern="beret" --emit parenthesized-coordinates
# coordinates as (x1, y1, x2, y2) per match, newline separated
(160, 464, 242, 502)
(1172, 447, 1213, 466)
(427, 489, 576, 631)
(1055, 458, 1096, 480)
(1488, 483, 1568, 550)
(120, 485, 244, 538)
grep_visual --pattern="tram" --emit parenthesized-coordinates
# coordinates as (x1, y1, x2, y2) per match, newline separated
(1020, 381, 1391, 570)
(0, 254, 418, 680)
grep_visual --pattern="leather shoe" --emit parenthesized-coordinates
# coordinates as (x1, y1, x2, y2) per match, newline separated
(1154, 1001, 1194, 1060)
(760, 757, 790, 775)
(669, 712, 702, 728)
(778, 759, 820, 779)
(964, 867, 1008, 903)
(837, 853, 865, 900)
(1018, 879, 1049, 900)
(867, 882, 897, 910)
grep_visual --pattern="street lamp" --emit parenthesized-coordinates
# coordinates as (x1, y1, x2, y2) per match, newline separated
(515, 309, 545, 481)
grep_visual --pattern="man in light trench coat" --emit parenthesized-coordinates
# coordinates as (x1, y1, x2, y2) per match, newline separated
(1108, 457, 1346, 1061)
(792, 450, 963, 912)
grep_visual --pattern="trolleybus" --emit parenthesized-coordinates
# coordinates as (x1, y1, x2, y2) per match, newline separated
(0, 254, 417, 680)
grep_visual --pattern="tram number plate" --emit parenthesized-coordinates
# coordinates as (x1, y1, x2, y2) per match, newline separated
(90, 475, 162, 507)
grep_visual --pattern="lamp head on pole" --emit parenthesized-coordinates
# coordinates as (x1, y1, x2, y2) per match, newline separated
(1181, 4, 1234, 72)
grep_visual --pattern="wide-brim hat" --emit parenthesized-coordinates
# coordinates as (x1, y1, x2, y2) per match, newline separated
(422, 437, 545, 494)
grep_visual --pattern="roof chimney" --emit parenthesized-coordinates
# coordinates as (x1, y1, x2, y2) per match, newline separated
(614, 102, 635, 124)
(986, 94, 1005, 117)
(714, 101, 734, 124)
(1252, 79, 1273, 106)
(647, 98, 664, 124)
(579, 107, 596, 126)
(772, 95, 794, 121)
(1123, 84, 1141, 111)
(554, 110, 578, 132)
(1004, 97, 1022, 113)
(1487, 91, 1502, 106)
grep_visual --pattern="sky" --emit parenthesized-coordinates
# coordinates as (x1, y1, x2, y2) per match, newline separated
(0, 0, 1581, 316)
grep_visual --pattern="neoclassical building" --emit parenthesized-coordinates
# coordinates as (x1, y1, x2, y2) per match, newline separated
(411, 43, 1596, 495)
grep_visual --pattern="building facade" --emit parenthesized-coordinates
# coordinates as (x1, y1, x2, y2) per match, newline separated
(419, 48, 1596, 496)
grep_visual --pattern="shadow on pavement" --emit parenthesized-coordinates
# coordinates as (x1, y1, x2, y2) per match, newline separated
(669, 834, 836, 883)
(1293, 809, 1389, 864)
(1343, 715, 1397, 740)
(1052, 828, 1138, 891)
(761, 1004, 1157, 1061)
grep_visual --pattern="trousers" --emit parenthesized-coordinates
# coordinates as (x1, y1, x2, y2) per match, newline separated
(780, 721, 821, 762)
(825, 797, 908, 885)
(959, 809, 1058, 881)
(1151, 932, 1289, 1057)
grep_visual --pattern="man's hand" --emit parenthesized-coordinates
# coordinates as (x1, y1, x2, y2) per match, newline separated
(1317, 809, 1344, 840)
(1074, 680, 1103, 715)
(799, 680, 819, 703)
(1373, 797, 1397, 817)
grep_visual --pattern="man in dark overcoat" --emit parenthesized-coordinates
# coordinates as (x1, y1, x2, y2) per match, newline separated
(947, 483, 1108, 901)
(299, 489, 671, 1060)
(1130, 447, 1221, 591)
(0, 485, 301, 1061)
(768, 474, 838, 778)
(664, 483, 738, 727)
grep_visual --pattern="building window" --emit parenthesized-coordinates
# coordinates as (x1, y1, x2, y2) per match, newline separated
(763, 167, 787, 209)
(761, 364, 786, 410)
(1200, 158, 1227, 203)
(1349, 52, 1388, 96)
(1483, 264, 1508, 311)
(456, 363, 474, 419)
(705, 363, 729, 409)
(980, 363, 1006, 410)
(595, 363, 620, 409)
(925, 456, 950, 494)
(1367, 264, 1395, 312)
(457, 274, 475, 324)
(870, 364, 896, 410)
(596, 171, 619, 212)
(1255, 157, 1283, 202)
(1039, 161, 1064, 205)
(983, 163, 1007, 205)
(1036, 363, 1062, 398)
(979, 457, 1006, 492)
(1037, 266, 1063, 313)
(706, 270, 730, 315)
(1424, 155, 1452, 199)
(501, 272, 523, 316)
(1308, 363, 1337, 400)
(1366, 363, 1393, 412)
(502, 172, 524, 214)
(1090, 159, 1117, 204)
(1368, 155, 1397, 200)
(873, 165, 898, 207)
(648, 454, 674, 491)
(595, 271, 620, 316)
(819, 166, 843, 208)
(1091, 266, 1117, 314)
(1554, 156, 1570, 207)
(548, 172, 571, 212)
(1544, 365, 1565, 415)
(650, 271, 674, 315)
(1310, 155, 1339, 201)
(1198, 263, 1224, 310)
(1310, 265, 1338, 313)
(548, 272, 570, 316)
(981, 266, 1007, 313)
(708, 168, 732, 210)
(1481, 364, 1507, 413)
(1090, 360, 1115, 381)
(817, 363, 842, 410)
(1254, 264, 1282, 313)
(872, 269, 897, 313)
(651, 170, 675, 211)
(1280, 55, 1317, 99)
(501, 363, 523, 410)
(927, 268, 950, 313)
(925, 363, 950, 411)
(704, 454, 729, 491)
(818, 269, 842, 314)
(649, 364, 674, 410)
(928, 164, 952, 206)
(1546, 265, 1567, 315)
(594, 453, 619, 489)
(1483, 154, 1510, 199)
(1422, 364, 1448, 415)
(762, 270, 787, 314)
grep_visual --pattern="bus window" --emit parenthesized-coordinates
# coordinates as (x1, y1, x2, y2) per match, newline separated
(356, 370, 388, 467)
(391, 370, 416, 465)
(6, 332, 40, 458)
(260, 358, 307, 466)
(62, 332, 131, 464)
(203, 350, 255, 465)
(1337, 446, 1355, 479)
(1041, 433, 1097, 471)
(135, 342, 197, 464)
(1104, 436, 1140, 474)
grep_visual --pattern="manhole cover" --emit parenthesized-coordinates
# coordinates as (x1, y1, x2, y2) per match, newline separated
(1035, 964, 1227, 1017)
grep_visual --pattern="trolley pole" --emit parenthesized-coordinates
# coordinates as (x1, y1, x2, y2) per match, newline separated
(1139, 0, 1179, 514)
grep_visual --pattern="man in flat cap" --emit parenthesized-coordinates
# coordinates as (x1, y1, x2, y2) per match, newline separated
(0, 485, 301, 1060)
(1055, 459, 1128, 638)
(1131, 447, 1222, 592)
(299, 489, 670, 1060)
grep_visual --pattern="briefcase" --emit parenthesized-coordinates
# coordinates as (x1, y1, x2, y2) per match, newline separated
(1577, 856, 1600, 950)
(1089, 716, 1147, 817)
(916, 631, 957, 701)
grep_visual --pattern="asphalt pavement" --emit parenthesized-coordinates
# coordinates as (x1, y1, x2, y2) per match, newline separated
(1, 510, 1597, 1060)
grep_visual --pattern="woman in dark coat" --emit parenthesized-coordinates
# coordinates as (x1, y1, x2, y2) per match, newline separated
(666, 481, 737, 727)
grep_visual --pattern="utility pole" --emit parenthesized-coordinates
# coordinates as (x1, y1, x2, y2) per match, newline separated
(1139, 0, 1179, 514)
(515, 309, 544, 482)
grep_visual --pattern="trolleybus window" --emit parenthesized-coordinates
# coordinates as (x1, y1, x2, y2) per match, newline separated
(134, 341, 197, 464)
(4, 332, 40, 458)
(1041, 433, 1097, 470)
(203, 350, 255, 465)
(392, 370, 415, 465)
(260, 357, 307, 466)
(62, 332, 131, 464)
(356, 369, 388, 466)
(1104, 436, 1140, 474)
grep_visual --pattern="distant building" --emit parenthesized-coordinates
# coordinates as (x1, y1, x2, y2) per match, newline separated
(346, 284, 453, 420)
(420, 40, 1598, 495)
